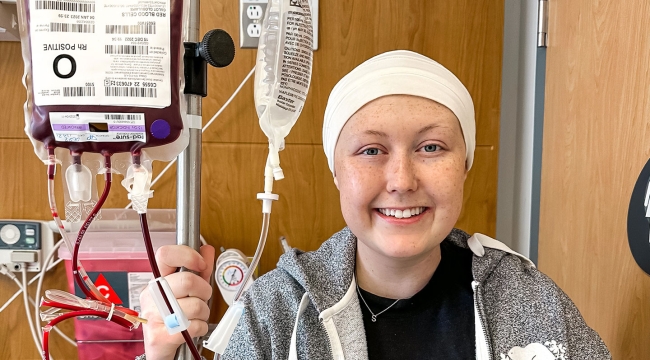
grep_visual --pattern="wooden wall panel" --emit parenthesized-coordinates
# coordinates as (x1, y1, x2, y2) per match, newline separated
(539, 1, 650, 359)
(0, 42, 26, 139)
(0, 0, 504, 358)
(199, 0, 504, 146)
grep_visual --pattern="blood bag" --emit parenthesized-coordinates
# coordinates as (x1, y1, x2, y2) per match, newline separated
(17, 0, 190, 162)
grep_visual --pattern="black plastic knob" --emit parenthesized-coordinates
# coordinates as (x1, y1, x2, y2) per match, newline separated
(199, 29, 235, 68)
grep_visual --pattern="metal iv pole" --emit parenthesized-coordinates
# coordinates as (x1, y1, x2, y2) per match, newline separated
(174, 0, 234, 356)
(175, 0, 202, 357)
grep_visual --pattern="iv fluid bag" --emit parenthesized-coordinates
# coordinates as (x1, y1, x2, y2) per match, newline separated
(254, 0, 313, 152)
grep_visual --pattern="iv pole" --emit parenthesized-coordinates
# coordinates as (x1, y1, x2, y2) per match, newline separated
(176, 0, 203, 358)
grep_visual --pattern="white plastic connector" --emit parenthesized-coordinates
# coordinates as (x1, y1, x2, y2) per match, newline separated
(267, 145, 284, 181)
(203, 301, 245, 355)
(65, 163, 93, 202)
(121, 164, 154, 214)
(148, 277, 189, 334)
(257, 192, 279, 214)
(0, 264, 16, 280)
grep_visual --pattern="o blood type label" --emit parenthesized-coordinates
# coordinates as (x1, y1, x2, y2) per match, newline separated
(28, 0, 171, 108)
(50, 112, 146, 142)
(128, 272, 154, 312)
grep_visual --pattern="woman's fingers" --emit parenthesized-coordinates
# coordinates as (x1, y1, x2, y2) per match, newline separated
(141, 291, 211, 358)
(143, 244, 215, 359)
(155, 244, 213, 276)
(176, 297, 211, 322)
(143, 319, 209, 358)
(163, 271, 213, 302)
(199, 245, 216, 282)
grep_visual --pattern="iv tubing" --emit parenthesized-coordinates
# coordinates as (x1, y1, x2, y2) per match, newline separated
(22, 267, 43, 355)
(33, 239, 77, 347)
(41, 310, 131, 360)
(71, 153, 112, 301)
(233, 212, 271, 302)
(46, 148, 108, 304)
(140, 214, 202, 360)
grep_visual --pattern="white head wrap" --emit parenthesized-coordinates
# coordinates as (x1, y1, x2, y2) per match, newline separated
(322, 50, 475, 174)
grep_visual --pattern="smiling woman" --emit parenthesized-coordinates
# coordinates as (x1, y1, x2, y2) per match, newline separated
(335, 96, 468, 300)
(141, 50, 611, 360)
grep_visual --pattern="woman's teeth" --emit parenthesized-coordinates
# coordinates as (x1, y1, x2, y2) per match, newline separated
(378, 207, 425, 219)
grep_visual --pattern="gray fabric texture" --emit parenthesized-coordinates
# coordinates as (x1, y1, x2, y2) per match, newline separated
(220, 227, 611, 360)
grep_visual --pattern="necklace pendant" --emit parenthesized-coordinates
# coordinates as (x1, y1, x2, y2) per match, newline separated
(371, 315, 377, 322)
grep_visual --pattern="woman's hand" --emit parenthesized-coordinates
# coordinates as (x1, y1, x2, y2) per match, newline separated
(140, 244, 215, 360)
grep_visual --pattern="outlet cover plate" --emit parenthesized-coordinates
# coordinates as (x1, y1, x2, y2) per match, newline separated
(240, 0, 268, 48)
(240, 0, 318, 50)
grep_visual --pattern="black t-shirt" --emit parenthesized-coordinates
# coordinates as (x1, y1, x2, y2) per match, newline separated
(358, 241, 475, 360)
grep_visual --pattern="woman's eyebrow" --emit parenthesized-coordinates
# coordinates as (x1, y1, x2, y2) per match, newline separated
(417, 124, 443, 134)
(363, 129, 389, 137)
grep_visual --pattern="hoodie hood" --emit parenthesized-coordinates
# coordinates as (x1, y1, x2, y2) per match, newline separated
(276, 227, 502, 313)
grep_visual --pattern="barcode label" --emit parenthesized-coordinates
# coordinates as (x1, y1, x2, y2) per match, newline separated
(105, 45, 149, 55)
(105, 23, 156, 34)
(36, 1, 95, 12)
(63, 86, 95, 97)
(104, 114, 143, 120)
(50, 22, 95, 33)
(105, 87, 157, 98)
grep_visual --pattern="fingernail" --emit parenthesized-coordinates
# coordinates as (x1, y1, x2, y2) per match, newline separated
(199, 258, 207, 270)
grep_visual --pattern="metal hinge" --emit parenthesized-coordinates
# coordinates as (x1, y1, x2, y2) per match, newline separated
(537, 0, 548, 47)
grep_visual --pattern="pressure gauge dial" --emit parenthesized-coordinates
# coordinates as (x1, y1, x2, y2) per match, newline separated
(214, 248, 255, 307)
(217, 259, 246, 291)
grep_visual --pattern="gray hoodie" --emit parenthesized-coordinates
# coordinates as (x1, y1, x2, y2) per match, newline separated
(221, 228, 611, 360)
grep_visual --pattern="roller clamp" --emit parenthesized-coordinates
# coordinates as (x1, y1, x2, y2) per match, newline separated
(148, 277, 190, 334)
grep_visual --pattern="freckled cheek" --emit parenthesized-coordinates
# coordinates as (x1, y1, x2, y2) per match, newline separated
(427, 169, 466, 209)
(338, 163, 378, 209)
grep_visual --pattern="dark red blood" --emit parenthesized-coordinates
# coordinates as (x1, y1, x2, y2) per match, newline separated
(22, 0, 185, 154)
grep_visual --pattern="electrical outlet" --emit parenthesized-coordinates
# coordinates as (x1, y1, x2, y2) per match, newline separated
(247, 23, 261, 38)
(240, 0, 268, 48)
(239, 0, 318, 50)
(246, 5, 263, 20)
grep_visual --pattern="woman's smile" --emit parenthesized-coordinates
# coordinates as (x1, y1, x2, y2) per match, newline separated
(375, 206, 431, 224)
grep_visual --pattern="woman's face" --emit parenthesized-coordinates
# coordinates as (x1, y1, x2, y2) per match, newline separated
(334, 95, 467, 262)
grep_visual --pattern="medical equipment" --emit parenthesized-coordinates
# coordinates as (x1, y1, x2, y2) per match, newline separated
(204, 0, 313, 356)
(0, 220, 54, 272)
(21, 0, 189, 158)
(0, 220, 56, 356)
(254, 0, 314, 181)
(16, 0, 235, 358)
(53, 209, 177, 359)
(215, 249, 255, 306)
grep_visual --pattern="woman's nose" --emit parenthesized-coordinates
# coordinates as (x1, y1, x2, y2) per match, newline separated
(385, 153, 418, 193)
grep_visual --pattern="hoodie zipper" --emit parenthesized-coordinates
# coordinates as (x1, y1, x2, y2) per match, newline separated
(472, 281, 493, 360)
(321, 320, 335, 360)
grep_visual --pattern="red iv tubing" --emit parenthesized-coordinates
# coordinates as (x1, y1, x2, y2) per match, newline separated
(43, 148, 201, 360)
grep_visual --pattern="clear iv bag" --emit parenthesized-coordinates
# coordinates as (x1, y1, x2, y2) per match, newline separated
(254, 0, 313, 155)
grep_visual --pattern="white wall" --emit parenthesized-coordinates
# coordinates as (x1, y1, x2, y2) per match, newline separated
(496, 0, 545, 261)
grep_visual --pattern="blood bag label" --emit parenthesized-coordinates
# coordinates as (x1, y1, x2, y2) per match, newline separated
(50, 112, 147, 142)
(127, 272, 153, 312)
(28, 0, 171, 108)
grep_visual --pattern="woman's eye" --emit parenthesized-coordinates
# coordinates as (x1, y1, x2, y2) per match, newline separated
(422, 144, 439, 152)
(362, 148, 381, 155)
